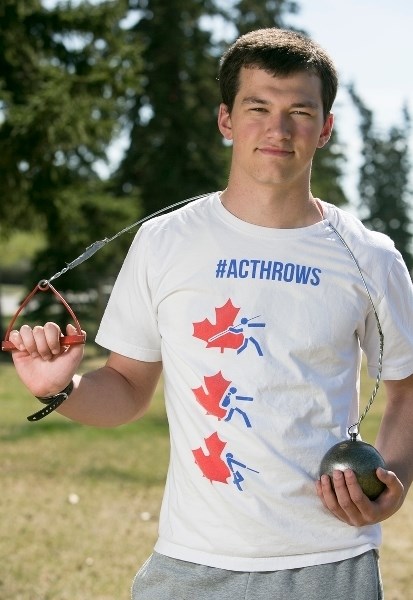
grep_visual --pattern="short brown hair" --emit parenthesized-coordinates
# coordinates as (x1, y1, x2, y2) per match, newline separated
(219, 28, 338, 119)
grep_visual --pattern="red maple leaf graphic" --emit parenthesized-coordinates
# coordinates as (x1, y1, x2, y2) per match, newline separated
(192, 371, 231, 419)
(192, 299, 244, 352)
(192, 432, 230, 483)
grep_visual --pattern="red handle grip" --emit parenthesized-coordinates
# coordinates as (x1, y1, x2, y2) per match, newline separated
(2, 280, 86, 351)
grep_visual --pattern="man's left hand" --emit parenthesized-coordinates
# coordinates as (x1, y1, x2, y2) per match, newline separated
(315, 467, 405, 526)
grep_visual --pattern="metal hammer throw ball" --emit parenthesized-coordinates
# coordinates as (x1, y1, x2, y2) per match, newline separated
(319, 438, 386, 500)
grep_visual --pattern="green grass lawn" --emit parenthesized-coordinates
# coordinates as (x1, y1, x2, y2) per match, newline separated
(0, 354, 168, 600)
(0, 355, 411, 599)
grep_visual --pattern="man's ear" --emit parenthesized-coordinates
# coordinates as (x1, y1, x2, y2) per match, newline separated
(217, 103, 233, 141)
(317, 113, 334, 149)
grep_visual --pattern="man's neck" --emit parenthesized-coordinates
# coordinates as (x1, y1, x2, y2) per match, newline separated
(220, 182, 323, 229)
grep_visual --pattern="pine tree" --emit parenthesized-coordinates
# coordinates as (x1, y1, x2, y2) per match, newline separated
(228, 0, 299, 35)
(116, 0, 230, 216)
(311, 129, 347, 206)
(0, 0, 142, 324)
(349, 85, 412, 272)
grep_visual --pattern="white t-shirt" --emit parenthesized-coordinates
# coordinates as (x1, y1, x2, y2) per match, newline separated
(96, 192, 413, 571)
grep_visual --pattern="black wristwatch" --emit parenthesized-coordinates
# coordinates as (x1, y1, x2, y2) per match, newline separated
(27, 380, 74, 422)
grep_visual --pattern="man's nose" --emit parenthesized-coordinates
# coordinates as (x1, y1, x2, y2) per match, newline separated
(266, 113, 291, 139)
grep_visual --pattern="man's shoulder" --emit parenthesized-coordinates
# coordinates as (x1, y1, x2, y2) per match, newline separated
(141, 191, 218, 235)
(323, 202, 396, 253)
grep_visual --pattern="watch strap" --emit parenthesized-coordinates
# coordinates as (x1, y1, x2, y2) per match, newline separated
(28, 380, 74, 422)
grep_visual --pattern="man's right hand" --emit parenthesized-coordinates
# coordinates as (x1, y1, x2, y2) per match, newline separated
(8, 322, 85, 398)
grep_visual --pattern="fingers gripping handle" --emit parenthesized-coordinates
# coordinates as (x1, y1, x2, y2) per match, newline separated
(2, 335, 84, 351)
(1, 280, 86, 351)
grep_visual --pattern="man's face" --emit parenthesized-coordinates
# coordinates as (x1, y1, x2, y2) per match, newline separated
(218, 67, 333, 190)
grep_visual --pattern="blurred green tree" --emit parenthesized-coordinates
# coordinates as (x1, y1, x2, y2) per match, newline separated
(116, 0, 230, 216)
(228, 0, 299, 34)
(349, 84, 412, 272)
(0, 0, 142, 326)
(311, 129, 347, 206)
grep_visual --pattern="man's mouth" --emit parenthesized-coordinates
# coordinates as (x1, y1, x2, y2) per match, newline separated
(257, 146, 294, 157)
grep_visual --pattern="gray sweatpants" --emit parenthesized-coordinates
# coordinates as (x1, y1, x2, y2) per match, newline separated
(131, 550, 383, 600)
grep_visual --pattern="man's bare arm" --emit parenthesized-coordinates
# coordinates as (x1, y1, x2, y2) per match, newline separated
(58, 354, 162, 427)
(9, 323, 162, 427)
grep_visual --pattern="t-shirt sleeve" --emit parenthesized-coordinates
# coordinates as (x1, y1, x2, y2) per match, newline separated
(95, 226, 162, 362)
(363, 250, 413, 380)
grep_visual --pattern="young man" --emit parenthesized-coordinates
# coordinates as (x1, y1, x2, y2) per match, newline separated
(8, 29, 413, 599)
